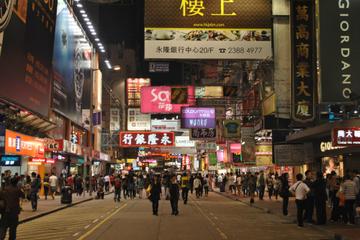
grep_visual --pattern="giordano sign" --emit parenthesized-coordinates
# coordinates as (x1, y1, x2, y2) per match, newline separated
(144, 0, 272, 59)
(320, 141, 344, 153)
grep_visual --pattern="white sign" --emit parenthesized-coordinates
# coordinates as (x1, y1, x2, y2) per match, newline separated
(110, 108, 120, 131)
(151, 119, 180, 132)
(127, 108, 151, 131)
(196, 142, 217, 151)
(175, 136, 196, 147)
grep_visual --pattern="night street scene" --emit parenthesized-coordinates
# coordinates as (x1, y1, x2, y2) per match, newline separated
(0, 0, 359, 239)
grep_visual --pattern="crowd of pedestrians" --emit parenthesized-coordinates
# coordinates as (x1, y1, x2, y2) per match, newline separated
(214, 170, 360, 228)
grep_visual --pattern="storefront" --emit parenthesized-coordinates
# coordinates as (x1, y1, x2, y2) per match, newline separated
(54, 139, 85, 176)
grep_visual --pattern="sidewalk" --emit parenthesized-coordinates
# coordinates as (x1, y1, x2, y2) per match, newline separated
(215, 189, 360, 240)
(19, 191, 111, 223)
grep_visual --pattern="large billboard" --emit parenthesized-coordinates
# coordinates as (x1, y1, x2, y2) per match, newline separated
(52, 0, 92, 124)
(141, 86, 195, 114)
(0, 0, 57, 117)
(319, 0, 360, 103)
(144, 0, 272, 59)
(127, 78, 151, 107)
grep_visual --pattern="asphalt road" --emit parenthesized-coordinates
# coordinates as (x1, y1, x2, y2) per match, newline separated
(14, 192, 333, 240)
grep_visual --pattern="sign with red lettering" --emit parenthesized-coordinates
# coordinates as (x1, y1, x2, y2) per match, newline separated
(332, 128, 360, 146)
(119, 132, 175, 147)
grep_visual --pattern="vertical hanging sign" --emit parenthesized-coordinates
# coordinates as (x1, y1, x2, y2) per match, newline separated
(291, 0, 315, 123)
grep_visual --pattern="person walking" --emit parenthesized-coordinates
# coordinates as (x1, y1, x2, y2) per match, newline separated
(104, 175, 110, 192)
(114, 175, 122, 202)
(313, 172, 327, 225)
(137, 175, 145, 199)
(303, 170, 315, 223)
(203, 175, 209, 197)
(258, 171, 266, 200)
(279, 173, 290, 216)
(236, 174, 242, 197)
(194, 176, 202, 198)
(248, 173, 257, 204)
(189, 175, 195, 194)
(49, 173, 58, 200)
(289, 173, 310, 227)
(0, 177, 24, 240)
(181, 172, 190, 204)
(30, 172, 40, 211)
(329, 172, 341, 222)
(43, 173, 50, 200)
(169, 175, 180, 216)
(90, 175, 97, 196)
(273, 175, 281, 200)
(149, 175, 162, 216)
(341, 174, 358, 225)
(267, 174, 274, 200)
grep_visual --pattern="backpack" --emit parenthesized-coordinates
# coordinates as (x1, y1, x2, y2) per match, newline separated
(115, 178, 121, 189)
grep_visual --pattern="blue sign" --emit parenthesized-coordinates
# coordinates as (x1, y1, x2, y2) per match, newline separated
(0, 155, 21, 166)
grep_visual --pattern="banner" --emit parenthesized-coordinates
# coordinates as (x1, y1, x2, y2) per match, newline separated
(52, 0, 92, 124)
(319, 0, 360, 102)
(141, 86, 195, 113)
(120, 131, 175, 148)
(0, 0, 57, 117)
(181, 107, 216, 129)
(127, 108, 151, 131)
(291, 0, 315, 122)
(223, 120, 241, 139)
(144, 0, 272, 59)
(191, 128, 216, 140)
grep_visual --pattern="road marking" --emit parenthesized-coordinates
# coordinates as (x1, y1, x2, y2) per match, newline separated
(93, 219, 99, 223)
(191, 198, 228, 240)
(77, 204, 127, 240)
(84, 225, 90, 229)
(73, 232, 80, 237)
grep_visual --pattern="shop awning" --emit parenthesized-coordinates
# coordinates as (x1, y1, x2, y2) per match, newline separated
(286, 119, 360, 143)
(0, 99, 57, 134)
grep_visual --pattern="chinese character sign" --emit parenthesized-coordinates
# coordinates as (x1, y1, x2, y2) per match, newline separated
(144, 0, 272, 59)
(191, 128, 216, 139)
(292, 0, 315, 123)
(332, 128, 360, 146)
(119, 132, 175, 147)
(141, 86, 195, 113)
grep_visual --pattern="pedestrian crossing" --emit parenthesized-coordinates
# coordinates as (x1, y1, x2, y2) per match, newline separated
(12, 197, 127, 240)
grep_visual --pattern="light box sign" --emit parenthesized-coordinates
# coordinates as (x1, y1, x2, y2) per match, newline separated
(144, 0, 272, 59)
(195, 86, 223, 98)
(120, 132, 175, 148)
(151, 119, 180, 132)
(5, 130, 45, 157)
(332, 128, 360, 146)
(141, 86, 195, 113)
(175, 136, 196, 147)
(0, 155, 21, 167)
(127, 78, 151, 107)
(181, 107, 216, 129)
(191, 128, 216, 140)
(127, 108, 151, 131)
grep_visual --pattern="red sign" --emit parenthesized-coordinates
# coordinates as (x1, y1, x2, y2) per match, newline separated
(332, 128, 360, 146)
(30, 158, 55, 164)
(119, 132, 175, 148)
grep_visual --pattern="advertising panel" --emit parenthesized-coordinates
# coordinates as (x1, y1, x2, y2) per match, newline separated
(140, 86, 195, 113)
(291, 0, 315, 122)
(255, 144, 272, 166)
(241, 127, 256, 165)
(127, 78, 151, 106)
(223, 120, 241, 139)
(110, 108, 120, 131)
(127, 108, 151, 131)
(175, 136, 196, 147)
(5, 130, 45, 157)
(120, 131, 175, 148)
(197, 142, 217, 152)
(230, 143, 242, 164)
(195, 86, 223, 98)
(0, 0, 57, 117)
(181, 107, 216, 129)
(144, 0, 272, 59)
(319, 0, 360, 102)
(191, 128, 216, 140)
(0, 155, 21, 167)
(332, 128, 360, 146)
(151, 119, 180, 132)
(52, 0, 92, 124)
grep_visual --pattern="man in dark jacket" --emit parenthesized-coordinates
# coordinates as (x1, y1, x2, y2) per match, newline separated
(169, 175, 180, 216)
(30, 172, 40, 211)
(0, 177, 24, 240)
(313, 172, 327, 225)
(303, 170, 315, 223)
(150, 175, 162, 216)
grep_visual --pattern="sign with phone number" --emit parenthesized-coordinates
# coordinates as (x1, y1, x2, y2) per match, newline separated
(145, 41, 272, 59)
